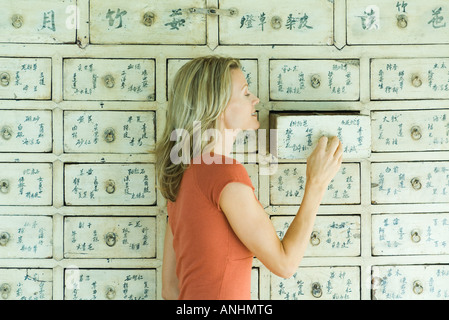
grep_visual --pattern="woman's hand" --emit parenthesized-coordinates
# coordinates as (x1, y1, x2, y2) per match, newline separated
(306, 136, 343, 190)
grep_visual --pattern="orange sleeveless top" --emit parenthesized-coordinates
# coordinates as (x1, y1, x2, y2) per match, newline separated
(167, 153, 255, 300)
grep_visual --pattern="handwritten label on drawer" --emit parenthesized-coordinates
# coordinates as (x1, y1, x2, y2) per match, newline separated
(64, 111, 155, 153)
(90, 0, 206, 45)
(219, 0, 333, 45)
(0, 58, 51, 100)
(64, 164, 156, 205)
(65, 269, 156, 300)
(0, 110, 52, 152)
(271, 113, 371, 159)
(271, 266, 360, 300)
(371, 109, 449, 152)
(0, 163, 52, 206)
(0, 0, 77, 44)
(270, 60, 360, 100)
(372, 213, 449, 256)
(372, 265, 449, 299)
(63, 58, 155, 101)
(371, 58, 449, 100)
(0, 268, 52, 300)
(347, 0, 449, 45)
(270, 163, 360, 205)
(272, 215, 361, 257)
(371, 162, 449, 204)
(64, 217, 156, 258)
(0, 216, 52, 258)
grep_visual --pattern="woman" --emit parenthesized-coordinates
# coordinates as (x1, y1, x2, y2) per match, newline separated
(157, 56, 343, 300)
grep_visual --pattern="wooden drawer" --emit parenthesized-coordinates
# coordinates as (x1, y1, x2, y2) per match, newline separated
(64, 216, 156, 258)
(0, 215, 52, 258)
(371, 161, 449, 204)
(0, 163, 52, 206)
(371, 58, 449, 100)
(0, 0, 77, 44)
(0, 58, 51, 100)
(64, 268, 156, 300)
(63, 111, 156, 153)
(270, 163, 360, 205)
(371, 109, 449, 152)
(271, 113, 371, 159)
(0, 110, 52, 152)
(219, 0, 333, 45)
(0, 268, 52, 300)
(271, 266, 360, 300)
(90, 0, 206, 44)
(347, 0, 449, 45)
(63, 58, 155, 101)
(270, 60, 360, 101)
(372, 265, 449, 299)
(272, 215, 361, 257)
(64, 163, 156, 206)
(372, 213, 449, 255)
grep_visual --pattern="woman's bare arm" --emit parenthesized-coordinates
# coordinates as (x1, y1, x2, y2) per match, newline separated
(219, 136, 343, 278)
(161, 223, 180, 299)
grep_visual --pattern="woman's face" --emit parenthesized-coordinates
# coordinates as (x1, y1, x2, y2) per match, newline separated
(221, 68, 260, 132)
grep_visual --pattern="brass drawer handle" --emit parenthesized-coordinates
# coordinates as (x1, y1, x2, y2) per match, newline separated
(103, 74, 115, 88)
(410, 177, 422, 190)
(413, 280, 423, 295)
(396, 14, 408, 28)
(1, 126, 12, 140)
(412, 75, 422, 88)
(105, 286, 116, 299)
(0, 232, 10, 246)
(310, 231, 321, 246)
(271, 16, 282, 30)
(311, 282, 322, 298)
(0, 180, 10, 194)
(105, 232, 117, 247)
(105, 179, 116, 194)
(0, 283, 11, 299)
(410, 126, 422, 140)
(142, 11, 155, 27)
(11, 14, 23, 28)
(104, 128, 116, 143)
(0, 72, 10, 87)
(311, 74, 321, 89)
(410, 229, 421, 243)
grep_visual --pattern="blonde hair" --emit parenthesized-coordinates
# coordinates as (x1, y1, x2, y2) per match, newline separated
(155, 55, 241, 202)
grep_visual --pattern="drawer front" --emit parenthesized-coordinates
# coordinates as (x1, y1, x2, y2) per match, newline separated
(371, 162, 449, 204)
(0, 163, 53, 206)
(90, 0, 206, 44)
(347, 0, 449, 45)
(64, 163, 156, 206)
(372, 109, 449, 152)
(372, 213, 449, 256)
(372, 265, 449, 299)
(371, 58, 449, 100)
(0, 268, 52, 300)
(219, 0, 333, 45)
(0, 0, 77, 44)
(0, 58, 51, 100)
(65, 269, 156, 300)
(270, 60, 360, 101)
(272, 215, 361, 257)
(270, 163, 360, 205)
(0, 216, 52, 258)
(271, 113, 371, 159)
(0, 110, 52, 152)
(63, 111, 156, 153)
(64, 216, 156, 258)
(63, 59, 155, 101)
(243, 163, 259, 198)
(271, 266, 360, 300)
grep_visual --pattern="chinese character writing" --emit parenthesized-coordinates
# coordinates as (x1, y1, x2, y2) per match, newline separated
(165, 9, 185, 30)
(428, 7, 447, 29)
(106, 8, 127, 29)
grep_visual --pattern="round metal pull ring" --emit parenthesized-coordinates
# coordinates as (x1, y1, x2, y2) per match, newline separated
(105, 286, 116, 299)
(413, 280, 423, 295)
(0, 283, 11, 300)
(311, 74, 321, 88)
(103, 74, 115, 88)
(310, 231, 321, 246)
(311, 282, 322, 298)
(105, 179, 116, 194)
(142, 11, 155, 27)
(410, 178, 422, 190)
(105, 232, 117, 247)
(0, 180, 10, 194)
(397, 14, 408, 28)
(104, 128, 116, 143)
(410, 230, 421, 243)
(0, 73, 10, 87)
(410, 126, 422, 140)
(271, 16, 282, 29)
(0, 232, 10, 246)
